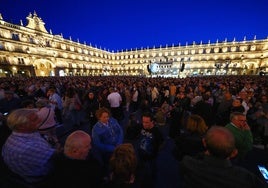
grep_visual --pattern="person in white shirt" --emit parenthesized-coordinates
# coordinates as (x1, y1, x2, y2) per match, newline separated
(107, 87, 123, 121)
(47, 87, 63, 124)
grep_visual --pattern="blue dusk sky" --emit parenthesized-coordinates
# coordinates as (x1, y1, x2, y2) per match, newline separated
(1, 0, 268, 51)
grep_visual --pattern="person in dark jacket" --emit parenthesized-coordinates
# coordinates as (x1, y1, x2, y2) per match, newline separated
(0, 90, 21, 114)
(54, 130, 103, 188)
(180, 126, 266, 188)
(83, 90, 99, 129)
(136, 112, 164, 188)
(173, 114, 207, 161)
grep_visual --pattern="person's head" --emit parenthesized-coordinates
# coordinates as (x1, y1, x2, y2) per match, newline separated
(232, 97, 243, 107)
(261, 94, 268, 104)
(109, 87, 117, 93)
(47, 87, 56, 96)
(186, 114, 208, 135)
(35, 98, 49, 109)
(64, 130, 92, 160)
(177, 91, 186, 98)
(88, 91, 95, 99)
(142, 112, 154, 130)
(202, 93, 210, 101)
(238, 90, 248, 100)
(21, 99, 35, 108)
(224, 91, 232, 100)
(219, 83, 227, 89)
(37, 107, 56, 129)
(109, 143, 137, 184)
(224, 90, 232, 100)
(65, 87, 76, 98)
(4, 90, 14, 100)
(96, 107, 110, 124)
(203, 126, 237, 159)
(230, 112, 247, 129)
(7, 108, 41, 133)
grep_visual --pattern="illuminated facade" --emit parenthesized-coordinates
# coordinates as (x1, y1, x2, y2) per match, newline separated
(0, 12, 268, 77)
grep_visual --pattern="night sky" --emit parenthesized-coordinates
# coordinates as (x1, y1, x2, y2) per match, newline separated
(1, 0, 267, 51)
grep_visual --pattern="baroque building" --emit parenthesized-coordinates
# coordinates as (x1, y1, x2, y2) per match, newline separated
(0, 12, 267, 77)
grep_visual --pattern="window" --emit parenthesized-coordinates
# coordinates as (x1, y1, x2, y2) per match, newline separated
(12, 33, 19, 41)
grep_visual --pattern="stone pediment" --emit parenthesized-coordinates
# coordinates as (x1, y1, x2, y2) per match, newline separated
(26, 11, 48, 33)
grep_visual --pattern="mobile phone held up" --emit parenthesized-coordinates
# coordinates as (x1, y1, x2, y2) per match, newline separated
(258, 165, 268, 183)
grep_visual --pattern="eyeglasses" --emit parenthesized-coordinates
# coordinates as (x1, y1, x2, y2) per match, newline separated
(235, 119, 247, 123)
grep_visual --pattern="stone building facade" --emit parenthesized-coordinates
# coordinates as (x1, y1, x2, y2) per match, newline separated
(0, 12, 267, 77)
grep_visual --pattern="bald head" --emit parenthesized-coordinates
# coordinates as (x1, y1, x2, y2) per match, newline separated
(64, 130, 92, 160)
(203, 126, 237, 159)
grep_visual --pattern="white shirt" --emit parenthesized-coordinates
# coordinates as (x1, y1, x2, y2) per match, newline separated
(107, 92, 122, 108)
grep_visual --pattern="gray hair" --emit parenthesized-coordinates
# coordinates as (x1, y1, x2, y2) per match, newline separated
(64, 130, 91, 157)
(230, 111, 245, 121)
(7, 108, 38, 130)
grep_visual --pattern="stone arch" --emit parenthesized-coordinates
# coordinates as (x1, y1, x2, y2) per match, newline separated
(33, 59, 55, 76)
(243, 60, 259, 75)
(0, 68, 12, 77)
(17, 69, 31, 77)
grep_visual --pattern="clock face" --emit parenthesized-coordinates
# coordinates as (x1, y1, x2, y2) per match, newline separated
(150, 63, 159, 73)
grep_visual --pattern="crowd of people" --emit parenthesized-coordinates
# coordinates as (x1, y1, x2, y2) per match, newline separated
(0, 75, 268, 188)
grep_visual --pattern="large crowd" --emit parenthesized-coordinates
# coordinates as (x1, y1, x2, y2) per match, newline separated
(0, 75, 268, 188)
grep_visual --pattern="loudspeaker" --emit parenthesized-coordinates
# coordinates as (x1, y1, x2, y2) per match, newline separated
(147, 64, 151, 74)
(180, 63, 185, 72)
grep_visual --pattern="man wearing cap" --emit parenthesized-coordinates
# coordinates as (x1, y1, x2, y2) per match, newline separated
(36, 98, 60, 148)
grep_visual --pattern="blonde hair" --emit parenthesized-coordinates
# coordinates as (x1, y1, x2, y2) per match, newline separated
(186, 114, 208, 135)
(109, 143, 137, 183)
